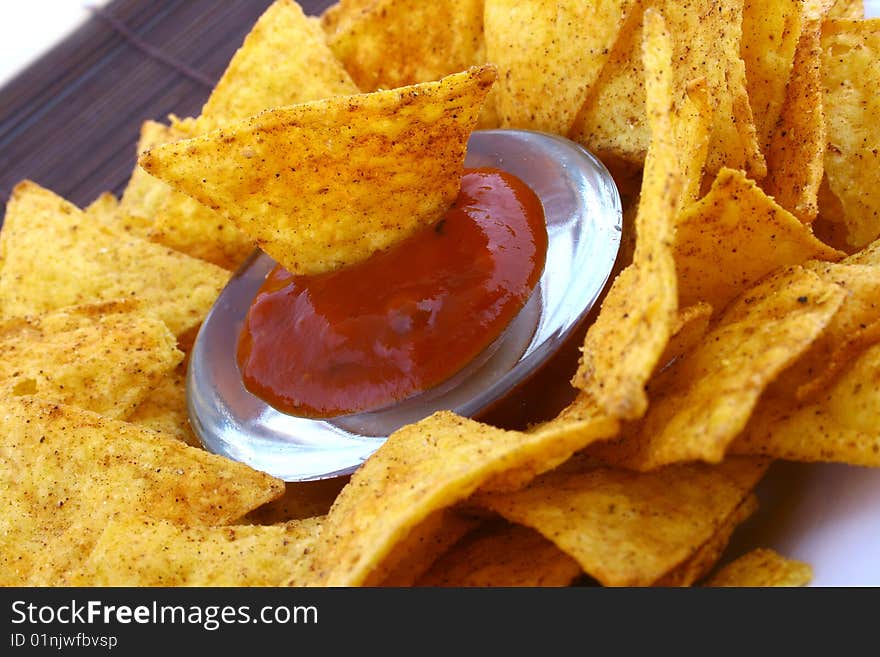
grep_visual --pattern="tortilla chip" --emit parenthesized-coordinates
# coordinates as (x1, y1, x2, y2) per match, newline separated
(484, 0, 638, 135)
(772, 261, 880, 401)
(126, 119, 255, 270)
(0, 300, 182, 420)
(567, 3, 649, 165)
(704, 548, 812, 586)
(731, 341, 880, 467)
(760, 2, 831, 222)
(844, 234, 880, 266)
(675, 168, 844, 313)
(119, 1, 362, 270)
(590, 265, 846, 470)
(665, 0, 764, 177)
(474, 456, 768, 587)
(328, 0, 485, 92)
(67, 517, 322, 587)
(0, 181, 229, 340)
(0, 396, 284, 585)
(820, 19, 880, 248)
(126, 364, 198, 446)
(327, 0, 502, 129)
(244, 476, 351, 525)
(117, 119, 175, 227)
(573, 10, 695, 420)
(84, 191, 119, 222)
(376, 509, 482, 586)
(741, 0, 805, 154)
(320, 0, 376, 34)
(140, 66, 496, 276)
(570, 0, 764, 177)
(827, 0, 864, 19)
(289, 409, 618, 586)
(200, 0, 359, 127)
(416, 519, 583, 587)
(657, 301, 714, 369)
(655, 494, 758, 586)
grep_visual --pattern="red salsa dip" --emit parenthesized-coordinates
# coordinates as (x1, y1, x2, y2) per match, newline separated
(236, 167, 548, 418)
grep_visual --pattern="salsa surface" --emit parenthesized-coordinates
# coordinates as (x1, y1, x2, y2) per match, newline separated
(237, 167, 548, 418)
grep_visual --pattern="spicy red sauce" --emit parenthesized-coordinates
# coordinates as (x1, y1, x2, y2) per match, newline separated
(236, 167, 547, 418)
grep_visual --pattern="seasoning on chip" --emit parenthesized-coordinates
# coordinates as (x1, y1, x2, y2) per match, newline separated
(290, 409, 618, 586)
(589, 266, 845, 470)
(484, 0, 637, 135)
(704, 548, 813, 587)
(674, 168, 844, 313)
(67, 517, 322, 587)
(0, 300, 182, 419)
(572, 10, 700, 420)
(0, 396, 284, 585)
(140, 65, 497, 276)
(0, 181, 229, 341)
(731, 341, 880, 467)
(474, 456, 769, 587)
(759, 0, 831, 222)
(655, 494, 759, 587)
(416, 520, 584, 587)
(820, 18, 880, 248)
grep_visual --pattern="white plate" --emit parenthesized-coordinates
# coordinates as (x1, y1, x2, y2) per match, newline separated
(725, 461, 880, 586)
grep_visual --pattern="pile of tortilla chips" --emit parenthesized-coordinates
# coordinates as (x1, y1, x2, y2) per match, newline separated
(2, 0, 879, 587)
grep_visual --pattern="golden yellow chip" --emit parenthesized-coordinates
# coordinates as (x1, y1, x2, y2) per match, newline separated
(416, 520, 583, 587)
(662, 0, 764, 177)
(772, 261, 880, 400)
(376, 509, 482, 586)
(704, 548, 812, 587)
(657, 301, 714, 369)
(0, 396, 284, 585)
(731, 341, 880, 467)
(741, 0, 805, 154)
(827, 0, 864, 19)
(67, 517, 322, 587)
(243, 477, 350, 525)
(199, 0, 359, 128)
(0, 182, 229, 340)
(319, 0, 376, 35)
(573, 10, 696, 420)
(328, 0, 485, 92)
(0, 300, 182, 420)
(567, 3, 649, 165)
(845, 236, 880, 266)
(820, 19, 880, 248)
(126, 365, 199, 446)
(760, 2, 830, 222)
(571, 0, 764, 177)
(125, 120, 254, 270)
(118, 1, 362, 270)
(118, 119, 176, 227)
(590, 265, 845, 470)
(140, 66, 496, 276)
(326, 0, 501, 129)
(675, 168, 843, 313)
(484, 0, 637, 135)
(84, 191, 119, 222)
(655, 494, 758, 587)
(288, 409, 618, 586)
(474, 456, 768, 587)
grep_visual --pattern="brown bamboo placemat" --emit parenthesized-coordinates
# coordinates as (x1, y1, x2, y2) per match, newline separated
(0, 0, 333, 225)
